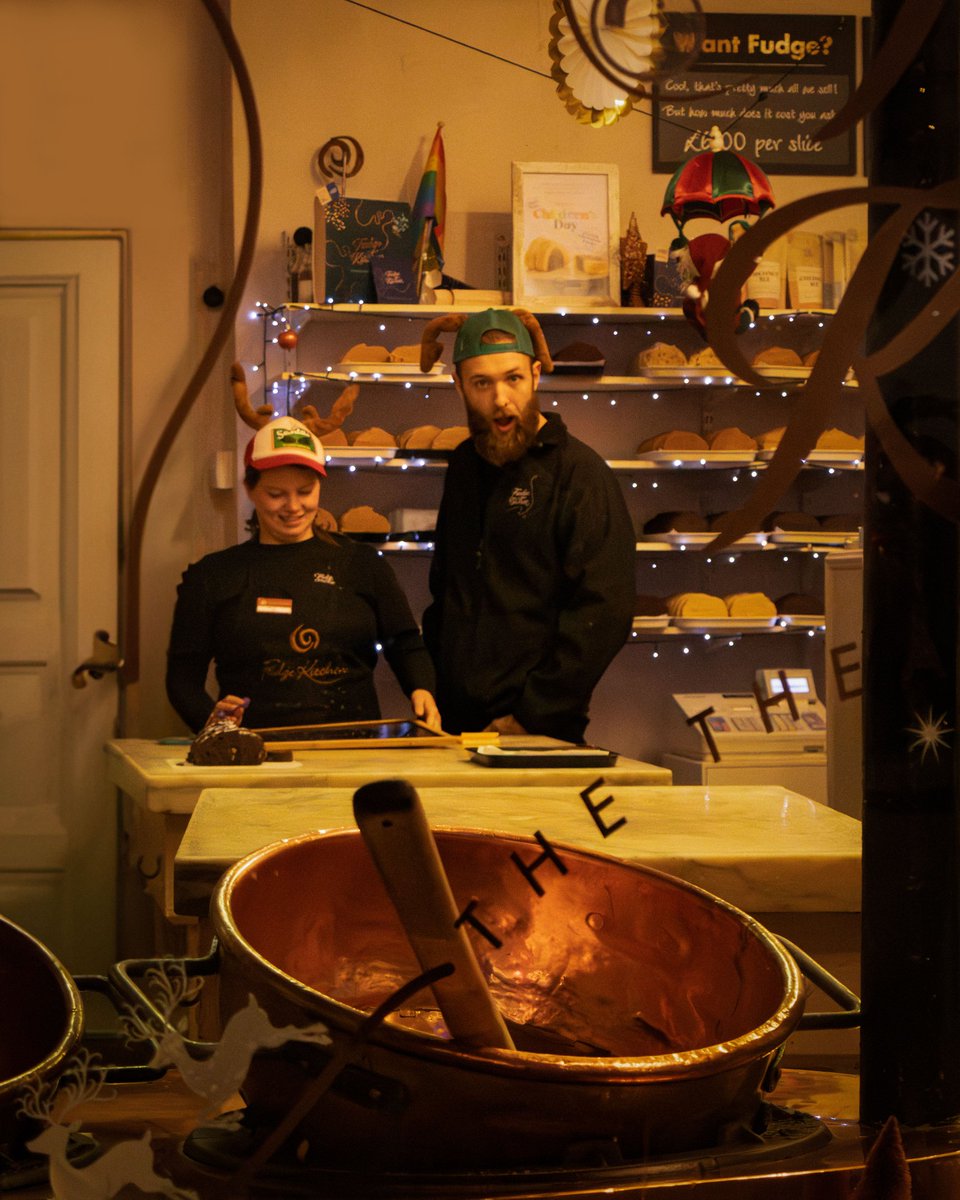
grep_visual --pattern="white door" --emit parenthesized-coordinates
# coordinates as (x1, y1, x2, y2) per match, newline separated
(0, 232, 123, 972)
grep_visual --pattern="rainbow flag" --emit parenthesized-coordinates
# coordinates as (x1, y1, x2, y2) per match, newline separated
(411, 123, 446, 286)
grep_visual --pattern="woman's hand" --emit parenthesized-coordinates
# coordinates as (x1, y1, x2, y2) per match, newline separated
(411, 689, 442, 732)
(205, 695, 250, 727)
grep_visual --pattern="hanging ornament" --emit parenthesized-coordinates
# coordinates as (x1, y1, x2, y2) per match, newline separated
(661, 126, 772, 338)
(548, 0, 664, 127)
(661, 126, 775, 236)
(277, 328, 298, 351)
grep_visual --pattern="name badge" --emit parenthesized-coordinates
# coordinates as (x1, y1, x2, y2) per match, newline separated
(256, 596, 293, 615)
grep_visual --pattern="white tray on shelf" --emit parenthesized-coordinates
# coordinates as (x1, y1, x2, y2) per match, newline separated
(331, 360, 447, 376)
(776, 614, 827, 628)
(671, 616, 778, 632)
(633, 450, 757, 468)
(803, 449, 864, 466)
(325, 446, 399, 460)
(767, 530, 858, 546)
(632, 615, 670, 631)
(756, 447, 863, 466)
(653, 531, 766, 548)
(751, 364, 810, 380)
(630, 365, 742, 382)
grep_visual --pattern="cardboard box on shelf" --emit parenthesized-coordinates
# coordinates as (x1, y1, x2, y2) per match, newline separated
(744, 235, 787, 311)
(389, 508, 438, 534)
(822, 232, 847, 309)
(787, 230, 824, 310)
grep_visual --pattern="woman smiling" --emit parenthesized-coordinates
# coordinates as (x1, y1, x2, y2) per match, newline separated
(165, 416, 440, 733)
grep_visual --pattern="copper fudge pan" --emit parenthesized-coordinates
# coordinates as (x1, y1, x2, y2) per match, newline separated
(211, 827, 808, 1171)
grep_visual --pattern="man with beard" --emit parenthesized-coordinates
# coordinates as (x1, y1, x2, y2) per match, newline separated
(421, 308, 635, 742)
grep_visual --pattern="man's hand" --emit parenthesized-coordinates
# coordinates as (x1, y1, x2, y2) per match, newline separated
(484, 715, 528, 736)
(411, 689, 443, 732)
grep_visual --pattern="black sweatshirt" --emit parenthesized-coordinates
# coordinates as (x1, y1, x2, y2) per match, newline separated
(422, 412, 635, 742)
(166, 534, 434, 732)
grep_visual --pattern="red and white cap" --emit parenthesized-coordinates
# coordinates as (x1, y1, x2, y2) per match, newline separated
(244, 416, 326, 476)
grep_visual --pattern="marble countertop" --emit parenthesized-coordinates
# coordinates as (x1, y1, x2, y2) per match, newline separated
(105, 738, 672, 813)
(174, 783, 861, 918)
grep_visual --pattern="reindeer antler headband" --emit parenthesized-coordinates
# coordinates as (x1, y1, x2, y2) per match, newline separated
(231, 362, 359, 439)
(419, 309, 554, 374)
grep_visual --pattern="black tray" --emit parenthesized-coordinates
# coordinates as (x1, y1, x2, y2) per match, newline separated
(466, 745, 618, 768)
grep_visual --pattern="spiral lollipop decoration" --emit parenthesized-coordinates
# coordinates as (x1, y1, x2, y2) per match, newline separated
(316, 136, 365, 192)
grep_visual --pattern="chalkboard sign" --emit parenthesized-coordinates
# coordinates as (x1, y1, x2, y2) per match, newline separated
(653, 13, 857, 176)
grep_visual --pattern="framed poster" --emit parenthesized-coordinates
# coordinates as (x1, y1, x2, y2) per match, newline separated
(512, 162, 620, 307)
(653, 13, 858, 176)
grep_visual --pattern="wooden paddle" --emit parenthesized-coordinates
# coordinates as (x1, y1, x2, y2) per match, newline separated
(352, 778, 515, 1051)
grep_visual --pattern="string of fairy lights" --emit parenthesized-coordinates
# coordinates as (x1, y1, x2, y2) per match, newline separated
(247, 302, 847, 404)
(228, 7, 864, 660)
(241, 301, 860, 658)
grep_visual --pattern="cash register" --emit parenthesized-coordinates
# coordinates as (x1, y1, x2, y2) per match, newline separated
(662, 668, 828, 804)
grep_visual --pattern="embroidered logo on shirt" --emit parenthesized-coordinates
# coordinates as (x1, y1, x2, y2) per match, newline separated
(257, 596, 293, 615)
(263, 658, 348, 685)
(314, 572, 335, 585)
(289, 624, 321, 653)
(507, 476, 536, 518)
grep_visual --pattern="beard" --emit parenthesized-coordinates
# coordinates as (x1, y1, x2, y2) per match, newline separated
(468, 402, 541, 466)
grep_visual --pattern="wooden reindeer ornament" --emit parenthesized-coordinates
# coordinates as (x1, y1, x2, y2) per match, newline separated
(17, 1047, 198, 1200)
(230, 361, 359, 439)
(119, 961, 332, 1125)
(419, 309, 555, 374)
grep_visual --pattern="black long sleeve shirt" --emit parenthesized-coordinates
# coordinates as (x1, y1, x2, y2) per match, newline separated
(166, 534, 434, 732)
(422, 412, 635, 742)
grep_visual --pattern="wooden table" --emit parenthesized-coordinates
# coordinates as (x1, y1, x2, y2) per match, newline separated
(106, 738, 671, 956)
(175, 783, 862, 1068)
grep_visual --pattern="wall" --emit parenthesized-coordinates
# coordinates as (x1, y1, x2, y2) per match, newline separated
(230, 0, 871, 760)
(232, 0, 871, 338)
(0, 0, 237, 736)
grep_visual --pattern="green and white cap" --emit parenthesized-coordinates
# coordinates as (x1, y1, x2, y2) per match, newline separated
(244, 415, 326, 475)
(453, 308, 536, 364)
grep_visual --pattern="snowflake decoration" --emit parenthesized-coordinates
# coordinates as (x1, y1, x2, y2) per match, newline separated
(906, 707, 954, 764)
(901, 212, 956, 288)
(392, 212, 410, 235)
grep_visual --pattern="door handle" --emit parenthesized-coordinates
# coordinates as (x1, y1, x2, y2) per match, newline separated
(71, 630, 124, 689)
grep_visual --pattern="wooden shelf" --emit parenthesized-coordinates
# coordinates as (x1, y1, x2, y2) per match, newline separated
(629, 621, 827, 642)
(320, 451, 863, 476)
(282, 301, 838, 323)
(345, 538, 854, 559)
(278, 368, 858, 395)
